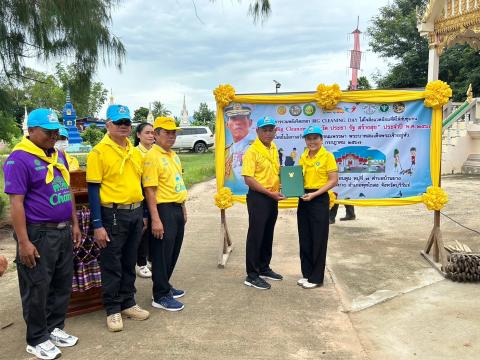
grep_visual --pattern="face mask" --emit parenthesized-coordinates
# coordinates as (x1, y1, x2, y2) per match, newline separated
(55, 140, 69, 151)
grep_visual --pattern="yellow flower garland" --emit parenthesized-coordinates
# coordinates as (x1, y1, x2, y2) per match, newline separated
(328, 190, 336, 209)
(316, 83, 342, 110)
(424, 80, 452, 109)
(213, 84, 236, 108)
(422, 186, 448, 211)
(214, 187, 234, 209)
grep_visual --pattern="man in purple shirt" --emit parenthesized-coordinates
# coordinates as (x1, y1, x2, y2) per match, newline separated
(3, 108, 81, 360)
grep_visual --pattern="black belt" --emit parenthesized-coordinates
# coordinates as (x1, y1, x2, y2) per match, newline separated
(28, 221, 70, 229)
(102, 202, 142, 210)
(158, 202, 183, 207)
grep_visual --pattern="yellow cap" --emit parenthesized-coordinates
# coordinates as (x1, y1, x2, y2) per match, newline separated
(153, 116, 181, 130)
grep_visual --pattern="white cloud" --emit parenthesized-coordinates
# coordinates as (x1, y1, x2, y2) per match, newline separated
(89, 0, 391, 117)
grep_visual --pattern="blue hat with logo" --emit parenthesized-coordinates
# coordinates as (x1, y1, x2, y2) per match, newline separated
(106, 104, 131, 122)
(256, 116, 276, 128)
(303, 125, 323, 137)
(27, 108, 61, 130)
(59, 126, 69, 138)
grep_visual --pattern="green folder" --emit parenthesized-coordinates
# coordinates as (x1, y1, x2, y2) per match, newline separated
(280, 166, 304, 198)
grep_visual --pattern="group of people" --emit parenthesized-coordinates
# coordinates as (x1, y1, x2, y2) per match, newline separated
(3, 105, 189, 359)
(3, 104, 340, 360)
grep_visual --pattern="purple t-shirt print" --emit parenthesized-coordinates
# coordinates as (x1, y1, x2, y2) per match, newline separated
(3, 150, 72, 223)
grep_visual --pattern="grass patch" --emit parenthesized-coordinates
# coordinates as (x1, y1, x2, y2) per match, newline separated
(178, 152, 215, 188)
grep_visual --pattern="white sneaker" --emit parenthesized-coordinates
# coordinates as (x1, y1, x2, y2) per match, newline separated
(136, 265, 152, 278)
(302, 281, 322, 289)
(26, 340, 61, 360)
(50, 327, 78, 347)
(297, 278, 308, 286)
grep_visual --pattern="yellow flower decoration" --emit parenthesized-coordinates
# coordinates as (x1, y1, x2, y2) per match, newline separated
(214, 187, 234, 209)
(422, 186, 448, 211)
(213, 84, 236, 108)
(424, 80, 452, 108)
(316, 83, 342, 110)
(328, 190, 336, 209)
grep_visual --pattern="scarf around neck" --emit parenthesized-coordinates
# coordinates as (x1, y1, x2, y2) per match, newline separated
(13, 136, 70, 185)
(99, 134, 141, 175)
(250, 137, 280, 175)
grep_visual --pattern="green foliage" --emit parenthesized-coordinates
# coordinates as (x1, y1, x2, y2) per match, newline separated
(0, 0, 125, 91)
(152, 101, 171, 117)
(133, 107, 149, 122)
(348, 76, 372, 90)
(0, 111, 21, 145)
(192, 102, 215, 132)
(368, 0, 480, 100)
(80, 125, 106, 146)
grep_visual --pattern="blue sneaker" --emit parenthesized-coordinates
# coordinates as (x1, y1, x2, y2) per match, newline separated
(152, 295, 184, 312)
(170, 287, 185, 299)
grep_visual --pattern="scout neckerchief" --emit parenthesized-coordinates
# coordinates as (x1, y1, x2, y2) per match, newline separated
(13, 136, 70, 185)
(99, 134, 142, 175)
(250, 137, 280, 175)
(299, 146, 326, 175)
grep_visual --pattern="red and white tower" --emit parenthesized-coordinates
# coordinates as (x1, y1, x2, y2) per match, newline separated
(349, 17, 362, 90)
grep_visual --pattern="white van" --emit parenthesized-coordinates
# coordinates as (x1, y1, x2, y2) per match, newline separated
(173, 126, 214, 153)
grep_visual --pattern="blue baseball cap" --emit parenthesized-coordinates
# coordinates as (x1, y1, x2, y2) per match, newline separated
(27, 108, 61, 130)
(256, 116, 276, 128)
(59, 126, 69, 138)
(106, 104, 131, 122)
(303, 125, 323, 137)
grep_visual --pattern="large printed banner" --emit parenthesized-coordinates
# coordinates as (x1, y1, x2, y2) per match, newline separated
(214, 86, 445, 208)
(224, 100, 432, 200)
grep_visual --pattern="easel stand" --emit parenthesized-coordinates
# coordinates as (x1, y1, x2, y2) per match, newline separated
(218, 209, 233, 268)
(421, 211, 447, 276)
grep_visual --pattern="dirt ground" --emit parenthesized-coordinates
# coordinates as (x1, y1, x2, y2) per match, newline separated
(0, 175, 479, 359)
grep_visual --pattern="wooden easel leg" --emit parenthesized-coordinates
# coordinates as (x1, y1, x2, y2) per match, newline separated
(218, 209, 234, 268)
(422, 210, 447, 274)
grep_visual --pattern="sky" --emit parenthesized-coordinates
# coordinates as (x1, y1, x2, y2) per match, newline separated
(37, 0, 393, 118)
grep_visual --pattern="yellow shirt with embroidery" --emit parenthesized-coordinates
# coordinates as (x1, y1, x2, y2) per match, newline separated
(142, 144, 187, 203)
(86, 136, 144, 204)
(241, 140, 280, 192)
(299, 147, 338, 189)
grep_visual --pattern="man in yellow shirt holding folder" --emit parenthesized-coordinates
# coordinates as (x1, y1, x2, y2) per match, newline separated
(241, 116, 285, 290)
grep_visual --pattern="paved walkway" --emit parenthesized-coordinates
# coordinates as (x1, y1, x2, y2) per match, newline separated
(0, 175, 479, 359)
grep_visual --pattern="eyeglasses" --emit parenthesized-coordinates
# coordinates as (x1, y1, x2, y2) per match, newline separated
(112, 119, 132, 126)
(39, 128, 60, 138)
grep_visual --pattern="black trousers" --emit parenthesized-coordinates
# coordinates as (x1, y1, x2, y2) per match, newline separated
(329, 203, 355, 221)
(297, 191, 330, 284)
(151, 203, 185, 299)
(245, 190, 278, 279)
(137, 228, 150, 267)
(100, 206, 143, 315)
(15, 224, 73, 346)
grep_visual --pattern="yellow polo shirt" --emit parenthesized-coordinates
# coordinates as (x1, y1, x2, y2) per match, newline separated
(241, 140, 280, 192)
(142, 144, 187, 204)
(299, 147, 338, 189)
(86, 136, 144, 204)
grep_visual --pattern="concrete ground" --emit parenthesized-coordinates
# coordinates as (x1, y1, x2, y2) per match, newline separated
(0, 175, 479, 360)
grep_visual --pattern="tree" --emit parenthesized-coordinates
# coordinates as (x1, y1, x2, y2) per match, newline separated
(368, 0, 480, 100)
(0, 1, 125, 92)
(192, 102, 215, 128)
(210, 0, 271, 23)
(133, 107, 149, 122)
(348, 76, 372, 90)
(152, 101, 171, 117)
(80, 125, 106, 146)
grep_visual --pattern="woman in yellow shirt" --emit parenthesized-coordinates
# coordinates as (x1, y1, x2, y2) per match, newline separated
(134, 123, 155, 278)
(297, 126, 338, 289)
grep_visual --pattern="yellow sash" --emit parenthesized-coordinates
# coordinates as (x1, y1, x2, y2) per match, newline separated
(250, 138, 280, 175)
(99, 134, 142, 175)
(13, 137, 70, 185)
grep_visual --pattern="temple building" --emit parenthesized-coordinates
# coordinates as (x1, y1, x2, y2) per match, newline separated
(179, 95, 190, 127)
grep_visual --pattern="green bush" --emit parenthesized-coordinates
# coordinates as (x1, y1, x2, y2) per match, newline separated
(0, 193, 8, 220)
(80, 125, 106, 146)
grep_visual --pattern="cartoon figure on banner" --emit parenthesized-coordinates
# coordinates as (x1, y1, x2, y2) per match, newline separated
(278, 148, 284, 166)
(393, 148, 401, 174)
(410, 147, 416, 171)
(285, 147, 297, 166)
(224, 103, 255, 193)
